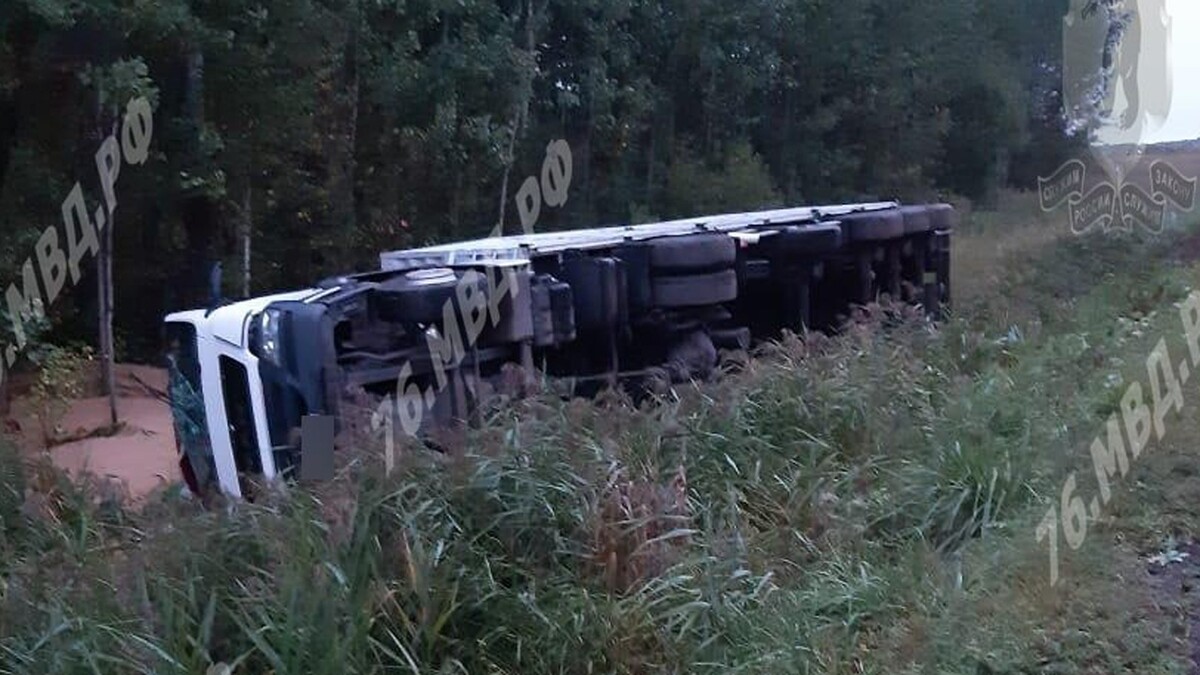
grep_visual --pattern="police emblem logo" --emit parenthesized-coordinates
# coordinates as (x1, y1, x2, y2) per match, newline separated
(1042, 0, 1196, 233)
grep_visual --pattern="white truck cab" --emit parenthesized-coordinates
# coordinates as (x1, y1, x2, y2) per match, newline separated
(164, 289, 319, 498)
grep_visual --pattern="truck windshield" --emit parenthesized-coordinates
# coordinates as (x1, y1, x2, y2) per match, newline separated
(165, 322, 217, 494)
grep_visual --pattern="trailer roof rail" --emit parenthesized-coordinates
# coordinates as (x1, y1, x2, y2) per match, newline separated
(380, 201, 898, 271)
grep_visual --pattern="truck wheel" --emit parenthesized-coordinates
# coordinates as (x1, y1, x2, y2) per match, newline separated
(665, 330, 718, 382)
(649, 234, 736, 273)
(761, 223, 842, 259)
(562, 257, 623, 329)
(839, 210, 905, 242)
(375, 268, 473, 324)
(652, 269, 737, 308)
(929, 203, 958, 230)
(899, 206, 933, 235)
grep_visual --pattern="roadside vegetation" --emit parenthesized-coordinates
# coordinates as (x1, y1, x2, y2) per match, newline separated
(3, 197, 1200, 673)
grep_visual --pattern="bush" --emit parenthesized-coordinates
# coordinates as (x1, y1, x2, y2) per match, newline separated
(28, 344, 95, 447)
(663, 141, 782, 218)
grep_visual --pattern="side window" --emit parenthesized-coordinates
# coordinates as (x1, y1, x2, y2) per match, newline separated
(165, 322, 217, 494)
(219, 356, 262, 474)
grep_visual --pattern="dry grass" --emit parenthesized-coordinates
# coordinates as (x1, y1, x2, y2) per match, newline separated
(952, 190, 1067, 317)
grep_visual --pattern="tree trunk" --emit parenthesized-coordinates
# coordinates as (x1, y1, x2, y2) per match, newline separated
(580, 68, 594, 220)
(496, 126, 517, 233)
(0, 365, 9, 418)
(94, 92, 121, 425)
(450, 164, 463, 235)
(335, 0, 360, 247)
(645, 130, 655, 210)
(495, 0, 539, 234)
(782, 81, 796, 201)
(181, 46, 215, 307)
(98, 199, 117, 426)
(241, 184, 252, 297)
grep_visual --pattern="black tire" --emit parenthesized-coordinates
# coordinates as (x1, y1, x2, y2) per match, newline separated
(652, 269, 737, 308)
(899, 205, 933, 235)
(649, 234, 736, 273)
(375, 268, 472, 324)
(711, 327, 752, 351)
(838, 210, 905, 242)
(562, 257, 622, 329)
(665, 330, 718, 382)
(929, 203, 958, 230)
(761, 223, 842, 259)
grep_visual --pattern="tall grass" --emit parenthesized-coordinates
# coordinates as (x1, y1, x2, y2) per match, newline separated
(0, 220, 1189, 674)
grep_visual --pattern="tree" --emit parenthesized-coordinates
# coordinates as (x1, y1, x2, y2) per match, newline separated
(81, 59, 158, 426)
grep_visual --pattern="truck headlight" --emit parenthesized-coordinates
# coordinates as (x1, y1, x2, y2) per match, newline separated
(254, 308, 284, 366)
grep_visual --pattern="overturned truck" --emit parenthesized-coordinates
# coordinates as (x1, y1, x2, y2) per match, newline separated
(164, 202, 955, 497)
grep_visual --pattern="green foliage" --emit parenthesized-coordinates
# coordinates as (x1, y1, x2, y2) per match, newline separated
(0, 303, 49, 357)
(0, 440, 24, 556)
(78, 58, 159, 119)
(0, 0, 1069, 360)
(663, 141, 781, 217)
(29, 344, 94, 446)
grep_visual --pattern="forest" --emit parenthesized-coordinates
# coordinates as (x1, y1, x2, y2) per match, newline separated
(18, 3, 1200, 673)
(0, 0, 1072, 364)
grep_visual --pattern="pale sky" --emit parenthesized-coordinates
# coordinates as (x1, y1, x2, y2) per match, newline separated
(1125, 0, 1200, 144)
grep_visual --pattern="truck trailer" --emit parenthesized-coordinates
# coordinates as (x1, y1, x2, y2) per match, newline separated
(164, 202, 955, 498)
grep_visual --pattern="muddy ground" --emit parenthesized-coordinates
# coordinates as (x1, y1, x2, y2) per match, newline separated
(5, 364, 179, 500)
